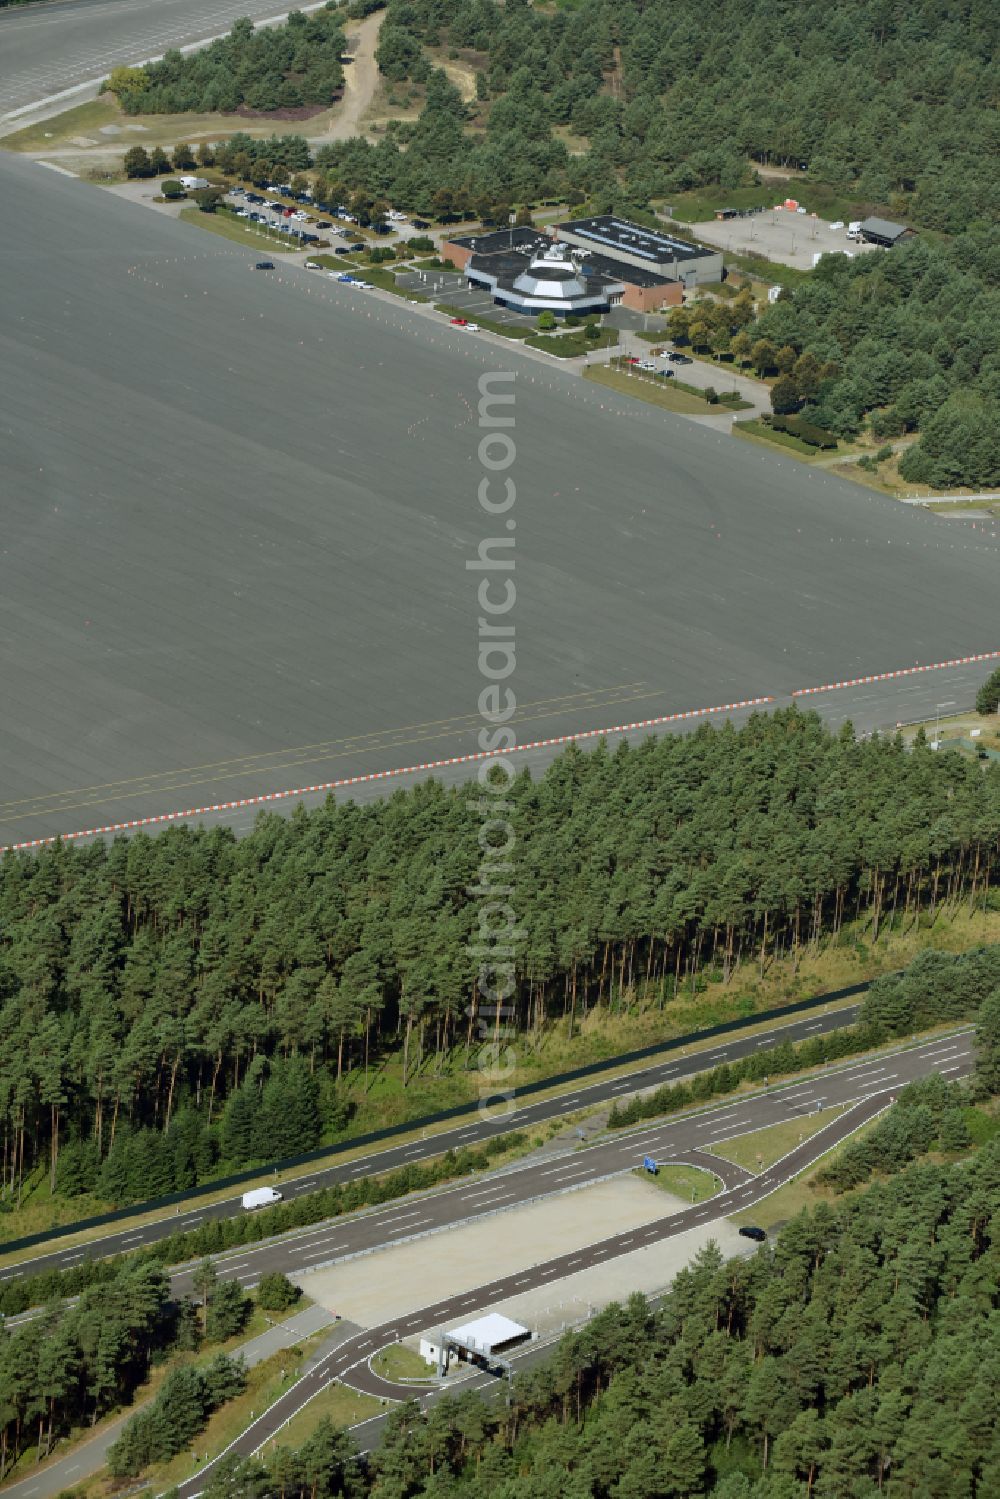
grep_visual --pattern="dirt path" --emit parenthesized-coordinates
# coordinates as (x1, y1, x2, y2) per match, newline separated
(310, 9, 384, 145)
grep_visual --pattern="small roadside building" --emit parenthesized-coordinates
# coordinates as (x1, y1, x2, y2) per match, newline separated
(857, 216, 915, 248)
(420, 1313, 531, 1373)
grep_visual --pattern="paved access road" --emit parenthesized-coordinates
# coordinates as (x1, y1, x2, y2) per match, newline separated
(5, 994, 867, 1279)
(0, 0, 326, 121)
(163, 1031, 971, 1306)
(168, 1031, 973, 1496)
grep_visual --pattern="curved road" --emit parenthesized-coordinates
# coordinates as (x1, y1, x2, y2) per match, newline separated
(170, 1030, 973, 1496)
(3, 1032, 970, 1498)
(5, 993, 868, 1279)
(161, 1030, 969, 1306)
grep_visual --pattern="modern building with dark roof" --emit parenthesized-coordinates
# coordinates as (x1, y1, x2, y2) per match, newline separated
(857, 216, 915, 248)
(461, 239, 626, 316)
(554, 215, 723, 288)
(441, 218, 698, 314)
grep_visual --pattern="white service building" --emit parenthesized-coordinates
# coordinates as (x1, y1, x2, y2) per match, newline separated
(420, 1313, 531, 1370)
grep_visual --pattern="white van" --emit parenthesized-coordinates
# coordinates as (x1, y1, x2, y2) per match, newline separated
(241, 1186, 283, 1210)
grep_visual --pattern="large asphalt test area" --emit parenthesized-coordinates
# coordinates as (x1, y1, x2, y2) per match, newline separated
(0, 0, 320, 120)
(2, 154, 999, 848)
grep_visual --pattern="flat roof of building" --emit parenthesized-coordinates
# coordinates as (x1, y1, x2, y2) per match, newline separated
(466, 242, 672, 291)
(556, 215, 716, 263)
(858, 216, 912, 241)
(468, 245, 622, 291)
(446, 1314, 529, 1353)
(445, 226, 541, 255)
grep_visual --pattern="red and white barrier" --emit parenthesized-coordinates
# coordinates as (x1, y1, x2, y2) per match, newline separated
(1, 695, 774, 852)
(792, 650, 1000, 697)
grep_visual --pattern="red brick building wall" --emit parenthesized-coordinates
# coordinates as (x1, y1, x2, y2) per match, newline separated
(440, 240, 471, 270)
(621, 280, 683, 312)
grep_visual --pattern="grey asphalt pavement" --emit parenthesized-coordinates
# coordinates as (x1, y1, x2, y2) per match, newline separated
(169, 1031, 972, 1495)
(2, 1032, 970, 1497)
(0, 0, 326, 120)
(2, 156, 999, 850)
(6, 993, 866, 1278)
(162, 1031, 972, 1305)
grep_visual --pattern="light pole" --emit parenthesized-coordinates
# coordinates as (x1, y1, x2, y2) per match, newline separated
(933, 700, 956, 750)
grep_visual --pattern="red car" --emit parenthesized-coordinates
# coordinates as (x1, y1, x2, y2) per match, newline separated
(283, 208, 294, 218)
(450, 317, 467, 326)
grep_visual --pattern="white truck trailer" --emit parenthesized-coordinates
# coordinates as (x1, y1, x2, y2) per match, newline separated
(241, 1186, 283, 1210)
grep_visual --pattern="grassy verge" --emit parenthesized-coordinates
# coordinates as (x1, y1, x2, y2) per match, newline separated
(2, 97, 122, 151)
(733, 417, 828, 457)
(371, 1342, 437, 1383)
(178, 207, 295, 252)
(139, 1345, 311, 1490)
(525, 328, 618, 358)
(584, 364, 720, 414)
(260, 1381, 382, 1453)
(727, 1118, 884, 1231)
(434, 304, 532, 338)
(3, 97, 343, 154)
(710, 1104, 847, 1172)
(635, 1163, 720, 1203)
(310, 253, 361, 271)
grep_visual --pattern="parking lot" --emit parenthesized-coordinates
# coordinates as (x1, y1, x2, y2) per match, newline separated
(692, 208, 883, 272)
(394, 270, 537, 328)
(224, 186, 362, 250)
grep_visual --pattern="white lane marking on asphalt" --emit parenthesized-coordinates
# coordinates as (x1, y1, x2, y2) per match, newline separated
(804, 1023, 822, 1031)
(296, 1179, 318, 1190)
(221, 1262, 250, 1272)
(941, 1065, 962, 1074)
(301, 1245, 347, 1260)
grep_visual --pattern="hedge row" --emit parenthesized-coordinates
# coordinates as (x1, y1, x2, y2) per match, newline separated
(607, 1021, 889, 1129)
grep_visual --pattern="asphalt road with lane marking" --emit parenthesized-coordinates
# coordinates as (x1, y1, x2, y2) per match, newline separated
(7, 994, 870, 1278)
(168, 1033, 972, 1494)
(161, 1031, 970, 1304)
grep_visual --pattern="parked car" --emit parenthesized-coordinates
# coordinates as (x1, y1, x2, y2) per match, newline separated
(450, 317, 468, 325)
(316, 220, 332, 229)
(254, 261, 275, 270)
(337, 273, 355, 282)
(668, 351, 693, 364)
(637, 359, 658, 371)
(739, 1225, 767, 1242)
(354, 280, 373, 289)
(465, 322, 480, 331)
(304, 261, 321, 270)
(656, 368, 675, 379)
